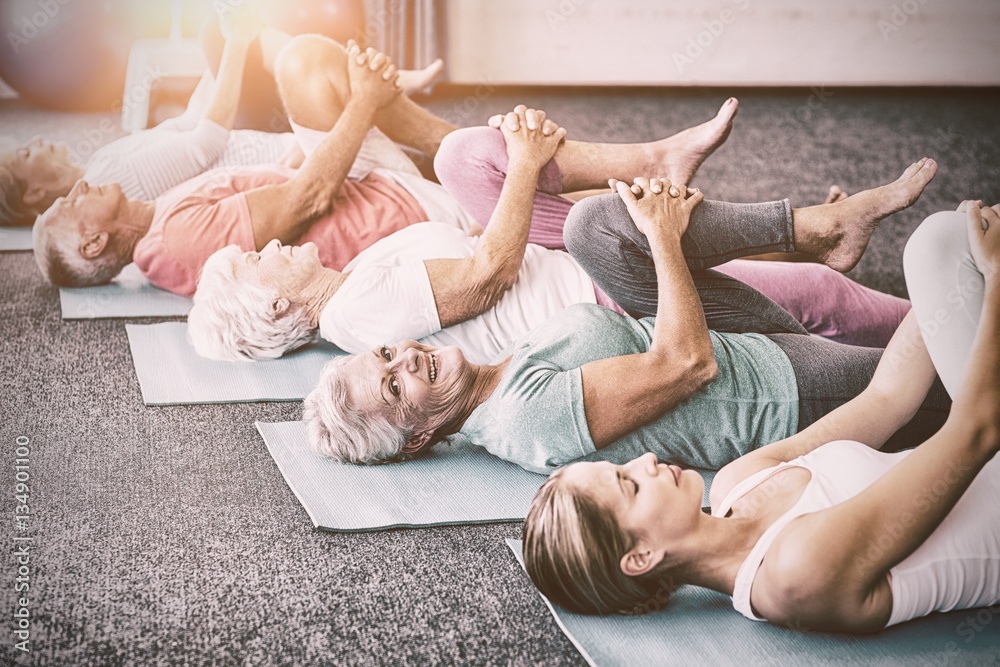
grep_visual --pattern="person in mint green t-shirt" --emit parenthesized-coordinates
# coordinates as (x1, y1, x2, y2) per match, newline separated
(303, 176, 950, 474)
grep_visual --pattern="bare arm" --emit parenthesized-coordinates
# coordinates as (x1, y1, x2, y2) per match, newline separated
(423, 106, 566, 328)
(580, 180, 718, 449)
(710, 310, 937, 508)
(245, 45, 400, 249)
(754, 204, 1000, 632)
(200, 6, 260, 130)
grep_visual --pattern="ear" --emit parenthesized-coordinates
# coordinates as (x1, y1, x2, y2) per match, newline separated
(22, 186, 46, 208)
(620, 545, 663, 578)
(401, 430, 434, 454)
(79, 231, 110, 259)
(273, 297, 290, 317)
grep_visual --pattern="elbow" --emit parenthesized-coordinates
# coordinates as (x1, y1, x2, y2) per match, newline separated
(690, 351, 718, 391)
(289, 182, 333, 221)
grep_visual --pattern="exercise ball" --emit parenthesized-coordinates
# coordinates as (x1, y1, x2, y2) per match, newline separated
(0, 0, 137, 111)
(264, 0, 366, 45)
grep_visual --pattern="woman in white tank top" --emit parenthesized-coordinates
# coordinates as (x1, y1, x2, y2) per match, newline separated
(523, 202, 1000, 633)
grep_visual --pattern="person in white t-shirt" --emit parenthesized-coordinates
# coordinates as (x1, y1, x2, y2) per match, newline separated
(188, 105, 918, 363)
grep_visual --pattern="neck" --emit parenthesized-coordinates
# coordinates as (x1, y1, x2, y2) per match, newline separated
(443, 356, 511, 435)
(671, 513, 767, 596)
(116, 199, 157, 260)
(300, 268, 347, 327)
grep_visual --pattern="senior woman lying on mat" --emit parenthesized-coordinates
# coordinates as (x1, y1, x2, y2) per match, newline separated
(297, 154, 946, 473)
(188, 105, 914, 363)
(522, 202, 1000, 632)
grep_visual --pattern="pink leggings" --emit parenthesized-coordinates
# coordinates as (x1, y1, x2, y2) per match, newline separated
(434, 127, 910, 348)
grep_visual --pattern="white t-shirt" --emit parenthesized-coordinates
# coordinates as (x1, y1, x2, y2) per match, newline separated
(318, 222, 598, 364)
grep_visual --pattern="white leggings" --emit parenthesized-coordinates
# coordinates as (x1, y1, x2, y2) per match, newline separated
(903, 211, 986, 399)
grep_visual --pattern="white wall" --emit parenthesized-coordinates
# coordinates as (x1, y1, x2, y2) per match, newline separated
(443, 0, 1000, 86)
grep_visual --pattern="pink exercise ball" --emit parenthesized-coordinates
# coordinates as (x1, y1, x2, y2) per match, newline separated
(0, 0, 141, 111)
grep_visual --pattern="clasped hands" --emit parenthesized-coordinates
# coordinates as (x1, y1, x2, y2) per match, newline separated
(610, 176, 704, 240)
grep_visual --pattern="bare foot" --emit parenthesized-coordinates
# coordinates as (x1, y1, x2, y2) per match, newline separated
(655, 97, 739, 184)
(399, 58, 444, 93)
(801, 158, 938, 272)
(824, 185, 848, 204)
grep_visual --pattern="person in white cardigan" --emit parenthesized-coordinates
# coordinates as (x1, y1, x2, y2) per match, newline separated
(0, 7, 443, 227)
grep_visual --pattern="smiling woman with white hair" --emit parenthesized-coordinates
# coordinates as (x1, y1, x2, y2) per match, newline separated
(299, 169, 949, 472)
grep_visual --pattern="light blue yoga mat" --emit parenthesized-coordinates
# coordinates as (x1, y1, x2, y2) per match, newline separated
(257, 420, 547, 531)
(0, 226, 33, 251)
(126, 323, 343, 405)
(506, 539, 1000, 667)
(60, 264, 193, 319)
(258, 420, 716, 532)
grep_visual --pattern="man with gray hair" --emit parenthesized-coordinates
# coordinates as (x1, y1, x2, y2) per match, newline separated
(32, 39, 466, 295)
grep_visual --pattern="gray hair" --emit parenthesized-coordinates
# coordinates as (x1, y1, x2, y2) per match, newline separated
(0, 156, 36, 227)
(32, 207, 127, 287)
(302, 356, 415, 464)
(187, 245, 318, 361)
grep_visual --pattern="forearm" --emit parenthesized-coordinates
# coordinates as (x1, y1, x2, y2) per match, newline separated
(647, 228, 715, 367)
(201, 37, 252, 130)
(950, 278, 1000, 432)
(471, 163, 541, 289)
(289, 97, 378, 218)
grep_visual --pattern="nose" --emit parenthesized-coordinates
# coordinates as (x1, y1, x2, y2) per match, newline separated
(388, 346, 420, 374)
(628, 452, 659, 476)
(262, 239, 282, 253)
(69, 180, 87, 197)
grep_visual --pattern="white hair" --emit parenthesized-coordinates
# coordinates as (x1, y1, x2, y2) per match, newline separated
(302, 356, 414, 464)
(32, 207, 127, 287)
(187, 245, 318, 361)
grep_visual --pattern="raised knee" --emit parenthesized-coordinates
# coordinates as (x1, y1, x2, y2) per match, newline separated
(904, 211, 969, 274)
(274, 34, 343, 89)
(433, 126, 505, 187)
(564, 193, 625, 257)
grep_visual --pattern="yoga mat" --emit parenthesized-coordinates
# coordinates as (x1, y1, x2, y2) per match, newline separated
(257, 420, 547, 532)
(126, 323, 343, 405)
(60, 264, 193, 319)
(0, 226, 33, 251)
(258, 420, 717, 532)
(506, 540, 1000, 667)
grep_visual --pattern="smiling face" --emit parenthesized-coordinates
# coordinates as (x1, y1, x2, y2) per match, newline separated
(560, 453, 704, 570)
(340, 341, 476, 448)
(6, 138, 79, 210)
(229, 239, 326, 302)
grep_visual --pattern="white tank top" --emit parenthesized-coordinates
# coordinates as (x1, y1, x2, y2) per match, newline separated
(714, 440, 1000, 626)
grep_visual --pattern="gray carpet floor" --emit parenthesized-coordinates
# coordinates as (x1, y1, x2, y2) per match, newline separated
(2, 87, 1000, 666)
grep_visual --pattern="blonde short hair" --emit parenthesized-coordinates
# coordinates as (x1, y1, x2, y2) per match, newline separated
(0, 156, 36, 227)
(302, 356, 415, 464)
(188, 245, 318, 361)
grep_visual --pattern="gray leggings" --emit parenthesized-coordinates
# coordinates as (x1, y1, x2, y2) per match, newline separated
(564, 194, 952, 448)
(767, 334, 951, 452)
(564, 193, 809, 334)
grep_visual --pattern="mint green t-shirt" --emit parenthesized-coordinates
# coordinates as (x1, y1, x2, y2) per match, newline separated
(458, 304, 799, 474)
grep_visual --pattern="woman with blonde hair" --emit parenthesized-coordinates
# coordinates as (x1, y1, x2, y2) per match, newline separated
(522, 202, 1000, 631)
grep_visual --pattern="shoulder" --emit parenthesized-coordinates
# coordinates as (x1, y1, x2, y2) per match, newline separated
(751, 516, 888, 632)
